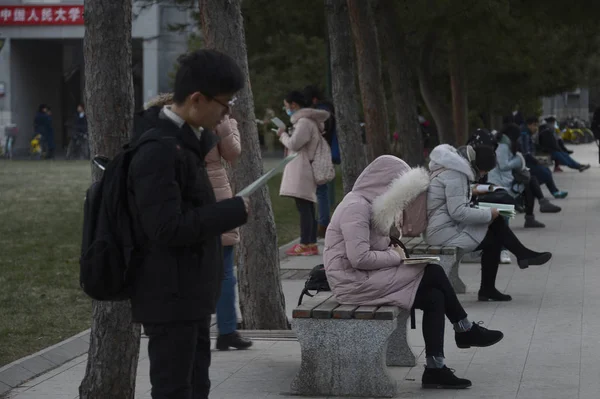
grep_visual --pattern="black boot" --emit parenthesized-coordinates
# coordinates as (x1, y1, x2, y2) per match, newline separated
(455, 323, 504, 349)
(422, 366, 472, 389)
(539, 198, 561, 213)
(517, 251, 552, 269)
(478, 288, 512, 302)
(216, 332, 253, 351)
(524, 215, 545, 228)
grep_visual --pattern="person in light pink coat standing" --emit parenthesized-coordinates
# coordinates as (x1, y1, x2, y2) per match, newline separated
(277, 91, 330, 256)
(323, 155, 504, 390)
(205, 115, 252, 351)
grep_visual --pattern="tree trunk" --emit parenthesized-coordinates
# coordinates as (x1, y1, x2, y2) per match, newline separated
(372, 0, 424, 166)
(347, 0, 390, 160)
(417, 28, 455, 146)
(325, 0, 368, 194)
(448, 34, 469, 145)
(79, 1, 140, 398)
(199, 0, 288, 330)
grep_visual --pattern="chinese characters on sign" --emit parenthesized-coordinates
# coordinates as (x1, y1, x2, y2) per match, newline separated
(0, 6, 84, 26)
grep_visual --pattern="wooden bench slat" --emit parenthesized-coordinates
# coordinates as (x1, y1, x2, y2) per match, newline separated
(412, 244, 429, 254)
(354, 306, 378, 319)
(332, 305, 359, 319)
(441, 246, 458, 255)
(312, 297, 341, 319)
(427, 245, 442, 255)
(292, 293, 333, 319)
(374, 306, 400, 320)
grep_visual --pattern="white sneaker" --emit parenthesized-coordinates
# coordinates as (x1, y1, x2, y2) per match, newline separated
(461, 251, 482, 263)
(500, 250, 512, 264)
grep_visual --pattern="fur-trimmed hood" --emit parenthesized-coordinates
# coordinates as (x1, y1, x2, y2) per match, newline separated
(351, 155, 430, 234)
(144, 93, 174, 110)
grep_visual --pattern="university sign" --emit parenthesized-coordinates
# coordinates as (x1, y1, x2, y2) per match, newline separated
(0, 5, 84, 26)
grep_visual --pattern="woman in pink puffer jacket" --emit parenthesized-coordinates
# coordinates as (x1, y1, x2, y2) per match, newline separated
(205, 115, 253, 351)
(323, 155, 503, 390)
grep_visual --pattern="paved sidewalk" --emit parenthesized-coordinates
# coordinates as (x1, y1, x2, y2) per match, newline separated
(4, 144, 600, 398)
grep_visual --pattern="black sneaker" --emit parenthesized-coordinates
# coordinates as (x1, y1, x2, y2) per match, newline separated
(216, 332, 253, 351)
(579, 164, 591, 172)
(517, 251, 552, 269)
(455, 322, 504, 349)
(478, 289, 512, 302)
(422, 366, 472, 389)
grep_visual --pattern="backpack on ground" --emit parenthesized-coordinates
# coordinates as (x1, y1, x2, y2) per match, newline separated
(398, 168, 446, 237)
(79, 132, 159, 301)
(297, 264, 331, 306)
(311, 133, 336, 185)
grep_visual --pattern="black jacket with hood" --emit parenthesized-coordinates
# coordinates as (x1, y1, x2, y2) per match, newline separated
(127, 106, 247, 323)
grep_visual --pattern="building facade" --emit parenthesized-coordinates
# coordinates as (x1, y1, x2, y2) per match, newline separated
(0, 0, 193, 154)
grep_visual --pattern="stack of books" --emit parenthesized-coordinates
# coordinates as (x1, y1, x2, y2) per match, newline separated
(476, 202, 517, 219)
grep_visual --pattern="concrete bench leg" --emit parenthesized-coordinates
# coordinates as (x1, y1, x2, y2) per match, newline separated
(291, 318, 397, 398)
(440, 254, 466, 294)
(386, 311, 416, 367)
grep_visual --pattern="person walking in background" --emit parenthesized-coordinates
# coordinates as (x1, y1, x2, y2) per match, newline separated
(278, 90, 330, 256)
(303, 85, 340, 238)
(34, 104, 55, 159)
(67, 103, 90, 160)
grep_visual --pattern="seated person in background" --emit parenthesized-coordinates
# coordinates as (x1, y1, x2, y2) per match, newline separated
(323, 155, 504, 390)
(520, 117, 568, 199)
(424, 144, 552, 302)
(487, 123, 561, 229)
(538, 116, 589, 172)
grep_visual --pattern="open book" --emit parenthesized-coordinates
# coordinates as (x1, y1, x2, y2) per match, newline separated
(404, 256, 441, 265)
(473, 184, 507, 193)
(476, 202, 516, 218)
(236, 153, 298, 197)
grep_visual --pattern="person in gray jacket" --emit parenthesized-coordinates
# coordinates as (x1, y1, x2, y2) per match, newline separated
(487, 124, 561, 228)
(425, 144, 552, 302)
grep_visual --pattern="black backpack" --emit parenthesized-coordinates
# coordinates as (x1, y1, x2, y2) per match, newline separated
(297, 264, 331, 306)
(79, 133, 158, 301)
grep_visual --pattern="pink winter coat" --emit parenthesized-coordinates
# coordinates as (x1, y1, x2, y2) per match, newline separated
(323, 155, 431, 310)
(279, 108, 330, 203)
(206, 116, 241, 246)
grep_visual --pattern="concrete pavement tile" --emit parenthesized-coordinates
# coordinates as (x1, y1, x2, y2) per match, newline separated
(17, 356, 57, 377)
(0, 380, 11, 396)
(0, 365, 35, 388)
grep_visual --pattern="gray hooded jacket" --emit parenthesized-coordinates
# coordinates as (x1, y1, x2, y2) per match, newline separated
(424, 144, 492, 252)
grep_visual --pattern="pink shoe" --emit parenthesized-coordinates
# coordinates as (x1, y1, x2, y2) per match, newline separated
(308, 244, 319, 256)
(285, 244, 313, 256)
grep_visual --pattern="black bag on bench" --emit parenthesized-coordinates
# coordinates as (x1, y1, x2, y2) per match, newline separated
(297, 264, 331, 306)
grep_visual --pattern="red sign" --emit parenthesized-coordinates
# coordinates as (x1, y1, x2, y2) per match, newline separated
(0, 5, 84, 26)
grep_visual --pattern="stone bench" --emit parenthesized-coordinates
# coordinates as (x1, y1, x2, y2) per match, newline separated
(401, 236, 465, 294)
(291, 293, 413, 398)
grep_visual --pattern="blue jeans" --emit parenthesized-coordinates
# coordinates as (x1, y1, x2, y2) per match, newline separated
(529, 164, 559, 194)
(552, 151, 581, 170)
(316, 180, 336, 226)
(216, 246, 236, 335)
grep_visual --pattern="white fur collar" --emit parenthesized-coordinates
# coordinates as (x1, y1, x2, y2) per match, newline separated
(371, 167, 431, 234)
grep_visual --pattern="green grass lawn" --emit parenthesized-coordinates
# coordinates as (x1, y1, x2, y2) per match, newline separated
(0, 159, 343, 367)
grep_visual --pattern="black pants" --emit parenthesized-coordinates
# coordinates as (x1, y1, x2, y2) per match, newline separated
(476, 218, 532, 291)
(523, 176, 545, 216)
(412, 264, 468, 357)
(295, 198, 317, 244)
(144, 318, 212, 399)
